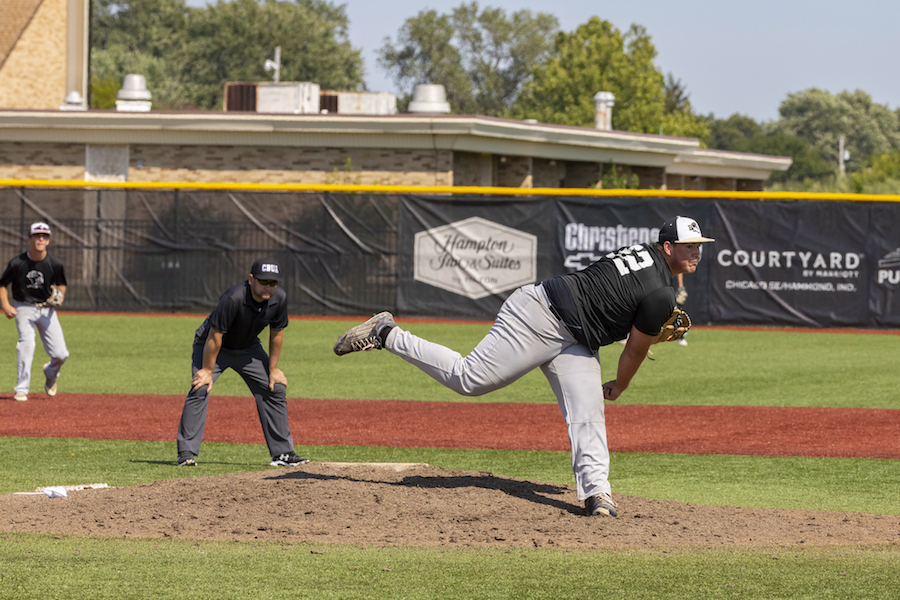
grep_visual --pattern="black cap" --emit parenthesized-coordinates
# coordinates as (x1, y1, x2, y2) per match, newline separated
(250, 258, 283, 282)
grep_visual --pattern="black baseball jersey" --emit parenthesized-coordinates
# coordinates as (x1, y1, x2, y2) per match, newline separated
(194, 281, 289, 350)
(0, 252, 67, 304)
(543, 243, 675, 352)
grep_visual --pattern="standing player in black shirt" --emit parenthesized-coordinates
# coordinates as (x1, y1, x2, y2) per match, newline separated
(0, 222, 69, 402)
(177, 258, 307, 467)
(334, 216, 714, 517)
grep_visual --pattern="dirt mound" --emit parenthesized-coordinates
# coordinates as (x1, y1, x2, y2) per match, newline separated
(2, 463, 897, 547)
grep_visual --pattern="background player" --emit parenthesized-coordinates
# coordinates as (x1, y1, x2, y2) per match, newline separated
(177, 258, 307, 467)
(0, 222, 69, 401)
(334, 216, 713, 518)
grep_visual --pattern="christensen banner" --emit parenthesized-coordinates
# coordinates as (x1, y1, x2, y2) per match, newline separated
(556, 197, 715, 324)
(709, 201, 870, 326)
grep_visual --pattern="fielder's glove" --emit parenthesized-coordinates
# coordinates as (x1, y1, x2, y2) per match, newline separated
(675, 285, 688, 305)
(36, 285, 65, 308)
(653, 308, 691, 344)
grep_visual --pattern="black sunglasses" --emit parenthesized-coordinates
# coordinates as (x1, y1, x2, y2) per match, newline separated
(255, 278, 278, 287)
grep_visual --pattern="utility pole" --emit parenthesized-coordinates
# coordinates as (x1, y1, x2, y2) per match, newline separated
(264, 46, 281, 83)
(838, 135, 848, 175)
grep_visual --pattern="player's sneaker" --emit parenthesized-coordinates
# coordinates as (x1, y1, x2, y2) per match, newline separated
(177, 452, 196, 467)
(585, 493, 618, 517)
(43, 362, 58, 396)
(270, 452, 310, 467)
(678, 337, 688, 347)
(333, 312, 396, 356)
(14, 391, 27, 402)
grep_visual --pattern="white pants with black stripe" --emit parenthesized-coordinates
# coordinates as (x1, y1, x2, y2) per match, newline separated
(14, 302, 69, 395)
(385, 283, 611, 501)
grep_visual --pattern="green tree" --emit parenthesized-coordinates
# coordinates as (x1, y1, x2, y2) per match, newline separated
(90, 0, 192, 108)
(848, 151, 900, 193)
(774, 88, 900, 172)
(92, 0, 189, 58)
(705, 113, 833, 185)
(378, 2, 558, 115)
(90, 0, 364, 110)
(512, 17, 707, 139)
(180, 0, 364, 109)
(660, 73, 708, 140)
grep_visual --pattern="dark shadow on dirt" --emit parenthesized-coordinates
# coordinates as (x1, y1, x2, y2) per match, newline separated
(269, 469, 582, 514)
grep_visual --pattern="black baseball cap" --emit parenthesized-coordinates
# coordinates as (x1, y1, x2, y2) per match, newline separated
(658, 216, 715, 244)
(250, 258, 283, 282)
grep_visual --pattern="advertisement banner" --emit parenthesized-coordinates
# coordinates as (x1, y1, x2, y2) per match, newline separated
(397, 195, 554, 318)
(709, 201, 870, 326)
(556, 197, 715, 324)
(867, 203, 900, 327)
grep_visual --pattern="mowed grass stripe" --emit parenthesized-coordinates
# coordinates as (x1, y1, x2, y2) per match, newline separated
(1, 314, 897, 408)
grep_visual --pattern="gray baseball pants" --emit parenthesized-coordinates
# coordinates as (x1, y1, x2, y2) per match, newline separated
(385, 284, 611, 501)
(13, 302, 68, 395)
(177, 341, 295, 458)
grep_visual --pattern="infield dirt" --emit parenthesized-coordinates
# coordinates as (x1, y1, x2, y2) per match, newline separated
(1, 394, 898, 548)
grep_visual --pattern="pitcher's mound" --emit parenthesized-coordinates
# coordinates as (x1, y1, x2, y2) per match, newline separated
(1, 462, 896, 547)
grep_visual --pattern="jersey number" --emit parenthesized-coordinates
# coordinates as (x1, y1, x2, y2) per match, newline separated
(606, 245, 654, 276)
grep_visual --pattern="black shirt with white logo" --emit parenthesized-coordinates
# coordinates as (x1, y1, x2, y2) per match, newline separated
(542, 243, 675, 353)
(0, 252, 67, 304)
(194, 281, 289, 350)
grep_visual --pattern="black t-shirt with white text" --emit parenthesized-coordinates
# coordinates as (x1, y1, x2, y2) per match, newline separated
(542, 243, 675, 353)
(0, 252, 67, 304)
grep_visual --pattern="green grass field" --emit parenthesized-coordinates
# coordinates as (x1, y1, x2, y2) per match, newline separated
(1, 313, 898, 599)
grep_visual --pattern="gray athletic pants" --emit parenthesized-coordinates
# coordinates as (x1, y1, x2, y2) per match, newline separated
(177, 341, 295, 458)
(385, 284, 611, 501)
(13, 302, 68, 395)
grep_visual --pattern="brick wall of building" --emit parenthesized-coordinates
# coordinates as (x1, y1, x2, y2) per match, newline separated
(531, 158, 564, 188)
(452, 151, 492, 186)
(563, 161, 601, 188)
(631, 166, 666, 190)
(494, 155, 532, 188)
(0, 142, 85, 180)
(127, 145, 454, 186)
(0, 0, 67, 110)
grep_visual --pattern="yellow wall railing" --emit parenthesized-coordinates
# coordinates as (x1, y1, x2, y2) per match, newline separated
(2, 178, 900, 202)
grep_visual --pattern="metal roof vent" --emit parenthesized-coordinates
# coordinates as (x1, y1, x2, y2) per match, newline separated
(115, 74, 152, 112)
(594, 91, 615, 130)
(59, 90, 87, 111)
(407, 84, 450, 113)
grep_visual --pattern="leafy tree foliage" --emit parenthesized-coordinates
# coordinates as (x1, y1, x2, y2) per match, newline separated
(774, 88, 900, 172)
(378, 2, 558, 115)
(705, 113, 833, 184)
(511, 18, 707, 139)
(90, 0, 364, 110)
(181, 0, 364, 109)
(848, 151, 900, 193)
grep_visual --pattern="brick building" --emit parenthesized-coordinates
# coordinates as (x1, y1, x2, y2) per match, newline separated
(0, 0, 790, 190)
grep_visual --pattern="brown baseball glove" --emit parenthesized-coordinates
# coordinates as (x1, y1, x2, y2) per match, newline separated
(36, 285, 65, 308)
(653, 308, 691, 344)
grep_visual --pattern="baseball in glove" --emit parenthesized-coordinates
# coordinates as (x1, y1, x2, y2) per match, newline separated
(36, 284, 65, 308)
(653, 308, 691, 344)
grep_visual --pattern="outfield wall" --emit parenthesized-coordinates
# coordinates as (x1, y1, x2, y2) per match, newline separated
(1, 181, 898, 328)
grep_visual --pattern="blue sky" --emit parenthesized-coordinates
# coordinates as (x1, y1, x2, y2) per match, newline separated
(187, 0, 899, 123)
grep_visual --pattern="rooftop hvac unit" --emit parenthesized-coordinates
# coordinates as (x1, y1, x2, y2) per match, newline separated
(256, 82, 320, 114)
(319, 91, 398, 115)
